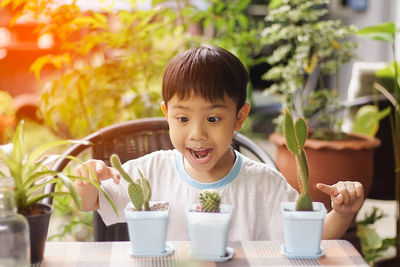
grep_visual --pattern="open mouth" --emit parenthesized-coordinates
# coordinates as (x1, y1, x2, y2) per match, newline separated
(188, 148, 212, 160)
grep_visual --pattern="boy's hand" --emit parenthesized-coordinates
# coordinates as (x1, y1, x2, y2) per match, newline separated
(75, 159, 121, 186)
(74, 160, 121, 211)
(317, 181, 364, 215)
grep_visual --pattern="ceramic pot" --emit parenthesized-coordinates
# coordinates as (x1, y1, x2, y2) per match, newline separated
(124, 201, 170, 256)
(270, 133, 380, 210)
(281, 202, 327, 258)
(24, 203, 53, 263)
(186, 204, 232, 259)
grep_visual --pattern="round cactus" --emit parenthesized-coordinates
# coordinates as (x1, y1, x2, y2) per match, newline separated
(199, 189, 221, 213)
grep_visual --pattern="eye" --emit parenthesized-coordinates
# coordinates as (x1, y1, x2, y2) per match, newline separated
(207, 116, 220, 123)
(177, 116, 188, 123)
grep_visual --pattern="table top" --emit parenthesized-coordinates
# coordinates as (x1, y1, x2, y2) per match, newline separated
(35, 240, 368, 266)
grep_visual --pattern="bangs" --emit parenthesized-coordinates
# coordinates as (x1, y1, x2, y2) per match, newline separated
(162, 46, 248, 109)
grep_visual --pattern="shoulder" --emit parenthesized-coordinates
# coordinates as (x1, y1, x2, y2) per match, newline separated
(236, 152, 296, 194)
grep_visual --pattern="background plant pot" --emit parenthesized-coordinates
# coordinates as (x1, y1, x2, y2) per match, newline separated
(270, 133, 380, 211)
(24, 202, 53, 263)
(186, 204, 232, 258)
(281, 202, 327, 257)
(124, 201, 169, 256)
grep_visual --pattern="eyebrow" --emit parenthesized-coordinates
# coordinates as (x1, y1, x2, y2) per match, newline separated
(170, 103, 228, 110)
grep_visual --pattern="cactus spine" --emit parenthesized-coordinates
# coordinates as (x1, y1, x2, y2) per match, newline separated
(110, 154, 151, 211)
(283, 109, 313, 211)
(199, 190, 221, 213)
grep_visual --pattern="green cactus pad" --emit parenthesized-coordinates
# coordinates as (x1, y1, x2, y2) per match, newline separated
(295, 193, 313, 211)
(282, 109, 313, 211)
(110, 154, 133, 184)
(138, 169, 151, 203)
(283, 109, 299, 155)
(128, 182, 144, 211)
(199, 190, 221, 213)
(294, 118, 307, 150)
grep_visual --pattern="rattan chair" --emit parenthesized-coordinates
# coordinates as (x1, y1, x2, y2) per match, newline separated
(44, 117, 276, 241)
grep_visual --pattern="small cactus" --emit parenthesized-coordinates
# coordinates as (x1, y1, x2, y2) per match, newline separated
(199, 190, 221, 213)
(283, 109, 313, 211)
(110, 154, 151, 211)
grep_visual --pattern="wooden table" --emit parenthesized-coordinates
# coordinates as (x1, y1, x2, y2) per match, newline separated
(35, 240, 368, 266)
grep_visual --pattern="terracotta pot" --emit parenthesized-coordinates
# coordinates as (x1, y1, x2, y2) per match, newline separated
(269, 132, 380, 211)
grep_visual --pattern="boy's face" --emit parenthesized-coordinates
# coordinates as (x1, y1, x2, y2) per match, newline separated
(161, 93, 250, 182)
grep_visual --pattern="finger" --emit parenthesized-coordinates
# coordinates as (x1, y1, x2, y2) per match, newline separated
(345, 182, 357, 203)
(336, 182, 350, 205)
(333, 193, 344, 205)
(111, 168, 121, 184)
(355, 182, 364, 199)
(316, 183, 339, 197)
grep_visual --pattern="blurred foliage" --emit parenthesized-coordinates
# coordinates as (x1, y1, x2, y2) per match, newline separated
(0, 91, 16, 143)
(261, 0, 358, 139)
(357, 207, 396, 265)
(186, 0, 263, 104)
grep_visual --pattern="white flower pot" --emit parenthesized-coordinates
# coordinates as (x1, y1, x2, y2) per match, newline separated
(281, 202, 327, 258)
(124, 201, 170, 257)
(186, 204, 232, 259)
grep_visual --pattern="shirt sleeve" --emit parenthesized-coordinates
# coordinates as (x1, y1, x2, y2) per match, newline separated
(97, 178, 130, 226)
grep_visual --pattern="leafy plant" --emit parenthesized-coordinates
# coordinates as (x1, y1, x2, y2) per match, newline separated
(352, 105, 390, 137)
(110, 153, 151, 211)
(357, 207, 396, 265)
(186, 0, 263, 103)
(357, 21, 400, 262)
(0, 120, 115, 215)
(1, 0, 187, 139)
(282, 109, 312, 211)
(198, 189, 221, 213)
(262, 0, 357, 139)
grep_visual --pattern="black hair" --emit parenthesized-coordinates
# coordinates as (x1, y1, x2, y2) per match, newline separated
(162, 45, 248, 111)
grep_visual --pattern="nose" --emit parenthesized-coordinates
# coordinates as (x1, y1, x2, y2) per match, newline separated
(188, 120, 207, 141)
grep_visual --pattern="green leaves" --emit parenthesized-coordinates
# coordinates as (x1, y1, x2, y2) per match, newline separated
(0, 120, 92, 211)
(357, 22, 396, 44)
(353, 105, 390, 137)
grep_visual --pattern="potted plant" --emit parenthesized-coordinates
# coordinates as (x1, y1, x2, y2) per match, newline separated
(186, 189, 234, 262)
(110, 154, 171, 257)
(0, 120, 116, 263)
(263, 0, 380, 210)
(280, 108, 327, 258)
(357, 21, 400, 266)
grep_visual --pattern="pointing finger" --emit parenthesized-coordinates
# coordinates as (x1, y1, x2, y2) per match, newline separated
(316, 183, 339, 197)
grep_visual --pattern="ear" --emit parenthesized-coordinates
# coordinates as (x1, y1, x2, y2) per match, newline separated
(234, 103, 251, 131)
(161, 101, 168, 119)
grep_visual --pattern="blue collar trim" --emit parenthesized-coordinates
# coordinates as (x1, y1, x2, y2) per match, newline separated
(175, 149, 242, 189)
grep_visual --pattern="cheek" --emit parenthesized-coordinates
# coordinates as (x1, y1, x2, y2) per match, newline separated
(168, 127, 184, 148)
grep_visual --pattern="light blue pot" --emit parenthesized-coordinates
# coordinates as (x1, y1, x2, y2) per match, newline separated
(281, 202, 327, 258)
(124, 201, 169, 256)
(186, 204, 232, 258)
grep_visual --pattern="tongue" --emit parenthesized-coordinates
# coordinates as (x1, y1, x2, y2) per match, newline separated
(194, 149, 208, 158)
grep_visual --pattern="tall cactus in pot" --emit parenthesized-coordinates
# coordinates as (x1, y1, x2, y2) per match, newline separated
(283, 108, 313, 211)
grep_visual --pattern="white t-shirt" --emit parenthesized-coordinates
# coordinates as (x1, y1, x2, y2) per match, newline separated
(98, 149, 298, 241)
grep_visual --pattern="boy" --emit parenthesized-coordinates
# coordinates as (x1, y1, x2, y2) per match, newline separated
(75, 45, 364, 241)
